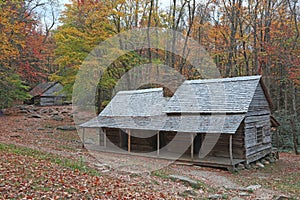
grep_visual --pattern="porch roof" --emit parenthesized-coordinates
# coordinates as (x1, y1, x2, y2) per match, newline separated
(80, 113, 245, 134)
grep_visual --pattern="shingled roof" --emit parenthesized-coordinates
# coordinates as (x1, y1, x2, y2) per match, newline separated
(164, 75, 265, 114)
(29, 82, 65, 98)
(100, 88, 168, 117)
(80, 76, 271, 134)
(29, 82, 56, 97)
(80, 88, 168, 130)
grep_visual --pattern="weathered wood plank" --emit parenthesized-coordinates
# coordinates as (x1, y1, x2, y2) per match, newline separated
(247, 85, 270, 113)
(157, 131, 160, 156)
(229, 135, 233, 164)
(128, 129, 131, 153)
(246, 147, 272, 164)
(245, 115, 270, 124)
(246, 143, 272, 156)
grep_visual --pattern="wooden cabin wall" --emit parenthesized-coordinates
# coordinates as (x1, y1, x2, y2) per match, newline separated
(105, 128, 158, 152)
(206, 124, 245, 159)
(163, 132, 189, 154)
(40, 97, 55, 106)
(175, 125, 246, 159)
(105, 128, 121, 147)
(130, 130, 157, 152)
(206, 134, 229, 158)
(244, 84, 272, 163)
(33, 97, 41, 105)
(40, 83, 65, 106)
(232, 124, 246, 159)
(40, 96, 64, 106)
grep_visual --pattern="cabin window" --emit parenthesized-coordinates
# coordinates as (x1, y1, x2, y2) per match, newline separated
(256, 127, 263, 144)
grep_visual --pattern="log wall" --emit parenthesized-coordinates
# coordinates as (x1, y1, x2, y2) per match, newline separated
(244, 84, 272, 164)
(204, 123, 245, 159)
(105, 128, 157, 152)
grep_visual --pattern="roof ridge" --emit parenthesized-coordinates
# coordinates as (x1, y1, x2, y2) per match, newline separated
(116, 87, 163, 95)
(185, 75, 261, 84)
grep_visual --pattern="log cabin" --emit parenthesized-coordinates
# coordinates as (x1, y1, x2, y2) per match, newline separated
(80, 75, 278, 170)
(28, 82, 66, 106)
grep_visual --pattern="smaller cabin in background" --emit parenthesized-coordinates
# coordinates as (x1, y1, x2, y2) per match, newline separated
(28, 82, 66, 106)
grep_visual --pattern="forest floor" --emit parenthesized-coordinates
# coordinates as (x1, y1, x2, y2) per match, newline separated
(0, 105, 299, 199)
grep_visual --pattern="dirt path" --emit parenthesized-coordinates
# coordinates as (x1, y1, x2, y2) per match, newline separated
(171, 165, 287, 199)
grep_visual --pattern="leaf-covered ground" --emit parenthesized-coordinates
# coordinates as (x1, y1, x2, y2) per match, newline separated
(233, 152, 300, 196)
(0, 143, 196, 199)
(0, 105, 299, 199)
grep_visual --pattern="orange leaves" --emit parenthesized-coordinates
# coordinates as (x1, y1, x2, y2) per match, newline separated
(17, 29, 54, 85)
(93, 176, 101, 186)
(0, 116, 108, 198)
(0, 0, 57, 107)
(289, 67, 300, 85)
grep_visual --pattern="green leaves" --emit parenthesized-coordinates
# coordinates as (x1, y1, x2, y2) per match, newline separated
(52, 1, 148, 107)
(0, 74, 31, 109)
(51, 1, 114, 97)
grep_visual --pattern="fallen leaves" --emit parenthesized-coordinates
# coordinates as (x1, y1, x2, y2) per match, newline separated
(0, 106, 299, 199)
(0, 144, 194, 199)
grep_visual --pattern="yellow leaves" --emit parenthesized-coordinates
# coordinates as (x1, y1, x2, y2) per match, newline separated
(0, 1, 29, 71)
(52, 0, 115, 96)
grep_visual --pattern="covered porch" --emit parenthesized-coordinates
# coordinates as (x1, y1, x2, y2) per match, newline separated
(80, 127, 245, 170)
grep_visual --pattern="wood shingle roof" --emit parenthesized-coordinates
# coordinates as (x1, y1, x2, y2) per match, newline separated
(164, 76, 262, 114)
(29, 82, 56, 97)
(80, 76, 270, 134)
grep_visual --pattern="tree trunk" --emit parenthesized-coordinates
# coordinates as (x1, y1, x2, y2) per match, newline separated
(239, 19, 249, 76)
(96, 85, 102, 115)
(147, 0, 154, 63)
(291, 83, 299, 155)
(251, 0, 259, 75)
(171, 0, 177, 69)
(284, 81, 288, 112)
(179, 0, 195, 75)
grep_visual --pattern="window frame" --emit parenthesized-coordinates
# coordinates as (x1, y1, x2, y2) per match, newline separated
(256, 126, 264, 144)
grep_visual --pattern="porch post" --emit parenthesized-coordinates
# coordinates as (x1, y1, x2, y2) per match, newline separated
(82, 128, 85, 148)
(127, 129, 131, 153)
(191, 133, 194, 160)
(157, 131, 160, 157)
(98, 128, 101, 146)
(119, 129, 122, 147)
(229, 134, 233, 165)
(103, 128, 107, 148)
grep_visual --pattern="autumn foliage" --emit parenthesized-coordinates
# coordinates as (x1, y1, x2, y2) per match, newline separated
(0, 0, 298, 148)
(0, 0, 58, 108)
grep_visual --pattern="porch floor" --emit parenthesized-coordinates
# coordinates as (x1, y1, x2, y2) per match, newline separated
(85, 143, 245, 169)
